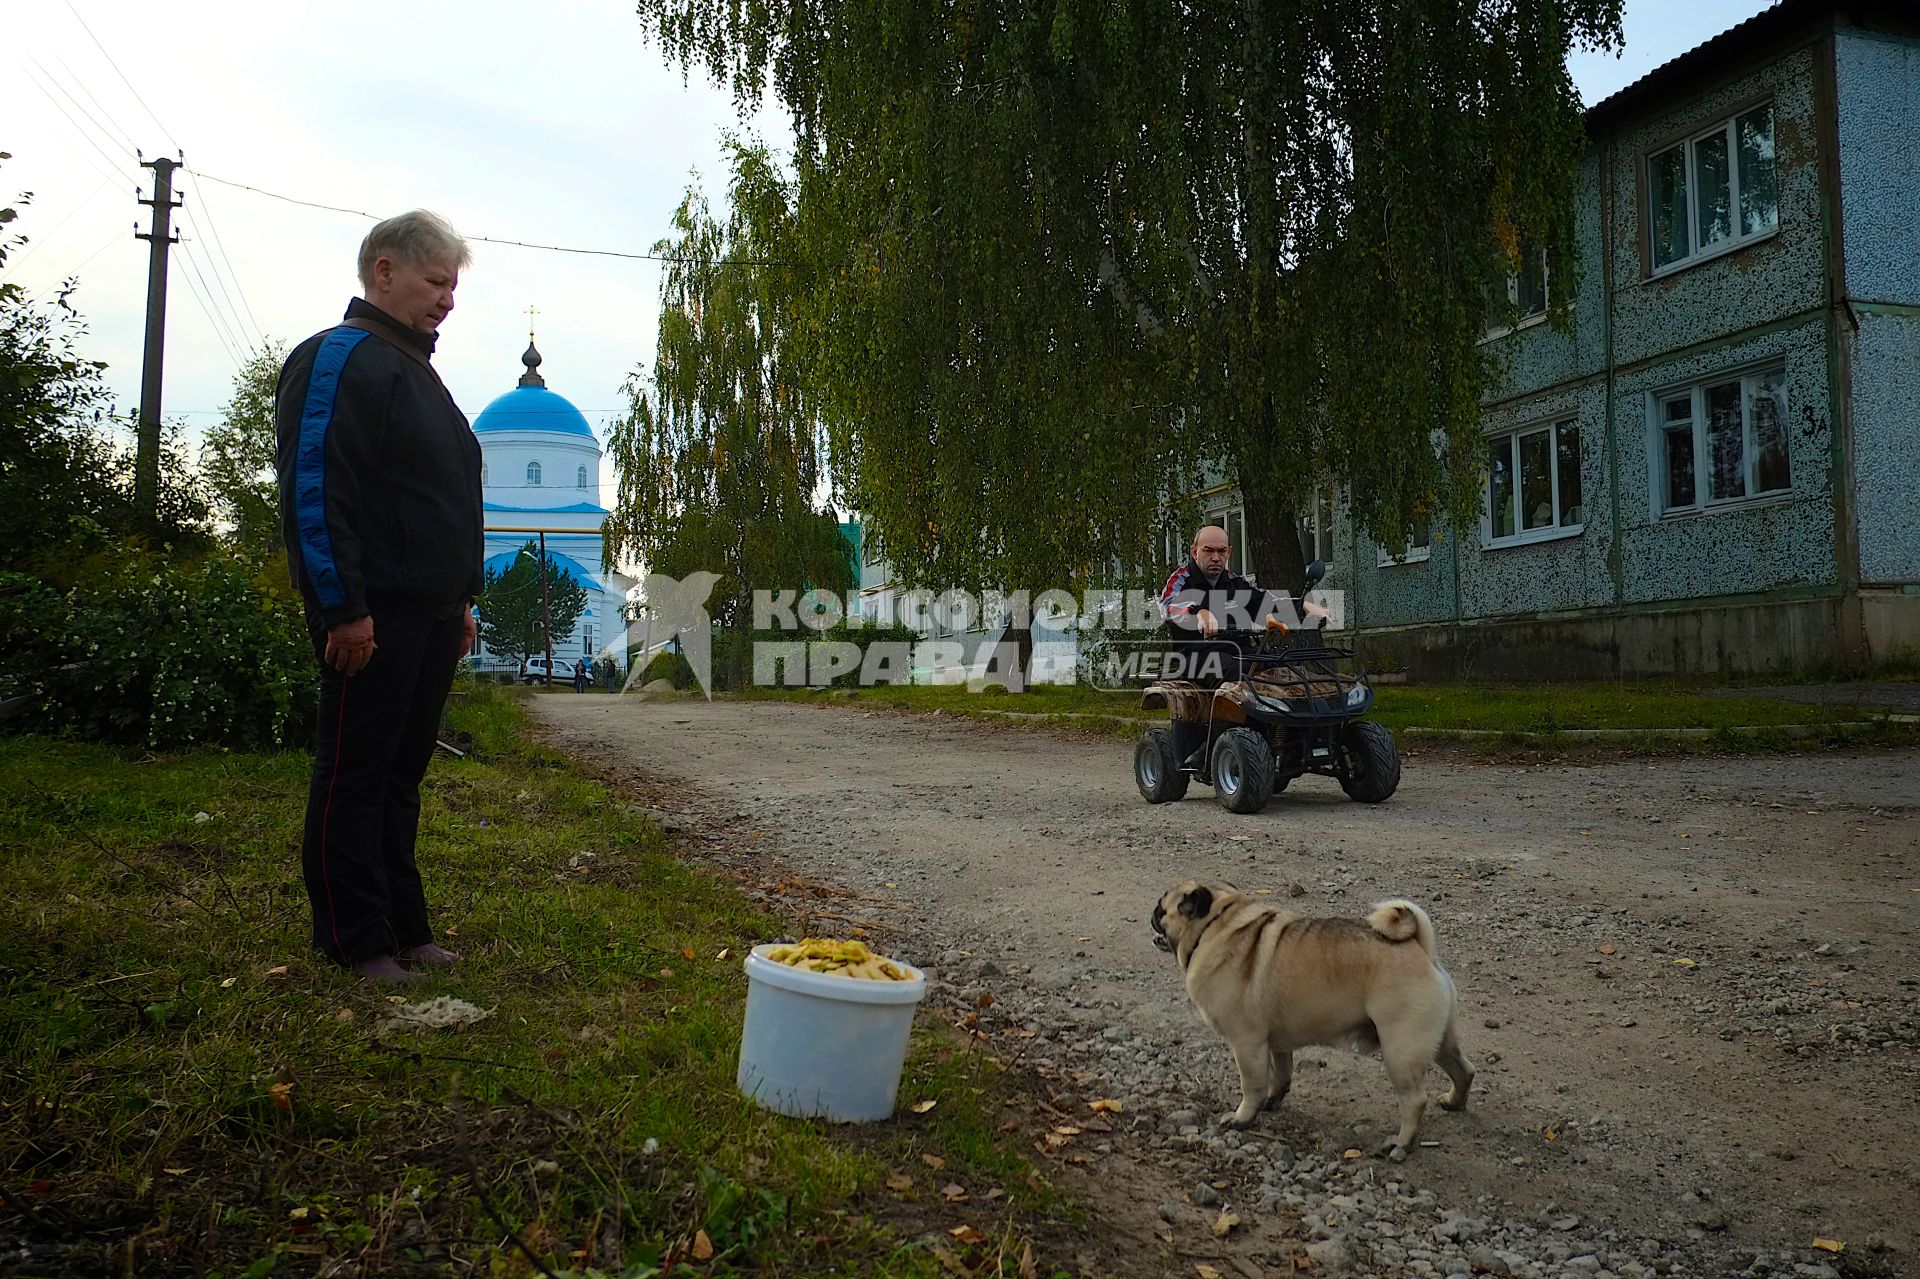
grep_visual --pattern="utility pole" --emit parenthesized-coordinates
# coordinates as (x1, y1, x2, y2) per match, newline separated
(134, 154, 181, 525)
(539, 530, 553, 684)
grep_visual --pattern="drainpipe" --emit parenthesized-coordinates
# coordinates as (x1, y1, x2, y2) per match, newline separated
(1815, 28, 1865, 668)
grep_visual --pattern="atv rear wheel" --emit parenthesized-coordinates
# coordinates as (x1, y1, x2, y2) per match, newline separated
(1135, 729, 1190, 803)
(1338, 720, 1401, 802)
(1211, 728, 1276, 814)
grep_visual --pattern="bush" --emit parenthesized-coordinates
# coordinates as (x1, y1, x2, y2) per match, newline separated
(0, 555, 315, 749)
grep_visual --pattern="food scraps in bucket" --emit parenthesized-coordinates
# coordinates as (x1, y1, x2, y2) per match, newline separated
(764, 938, 914, 981)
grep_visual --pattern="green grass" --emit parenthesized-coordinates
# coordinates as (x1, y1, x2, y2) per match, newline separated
(733, 676, 1881, 736)
(0, 684, 1080, 1278)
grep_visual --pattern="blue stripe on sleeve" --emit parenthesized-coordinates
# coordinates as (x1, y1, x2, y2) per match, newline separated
(294, 327, 372, 610)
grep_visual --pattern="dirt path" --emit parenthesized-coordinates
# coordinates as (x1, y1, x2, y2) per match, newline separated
(532, 695, 1919, 1278)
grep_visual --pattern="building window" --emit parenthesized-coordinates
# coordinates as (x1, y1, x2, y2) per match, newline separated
(577, 465, 589, 488)
(1298, 488, 1335, 565)
(1648, 104, 1778, 273)
(1202, 505, 1250, 578)
(527, 460, 543, 486)
(1378, 523, 1433, 567)
(481, 463, 488, 486)
(1486, 420, 1583, 545)
(583, 623, 594, 657)
(1656, 366, 1789, 514)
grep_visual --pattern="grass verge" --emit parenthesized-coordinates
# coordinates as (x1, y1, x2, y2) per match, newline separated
(0, 683, 1082, 1278)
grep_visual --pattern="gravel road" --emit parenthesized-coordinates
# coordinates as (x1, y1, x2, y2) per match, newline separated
(532, 694, 1919, 1279)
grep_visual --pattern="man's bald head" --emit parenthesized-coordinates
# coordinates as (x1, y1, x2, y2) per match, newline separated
(1191, 525, 1231, 575)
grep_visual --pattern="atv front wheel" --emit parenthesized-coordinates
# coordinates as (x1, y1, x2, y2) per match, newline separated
(1211, 728, 1276, 814)
(1338, 720, 1401, 802)
(1135, 729, 1191, 803)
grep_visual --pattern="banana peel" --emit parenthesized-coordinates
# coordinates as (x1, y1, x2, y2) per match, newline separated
(763, 937, 914, 981)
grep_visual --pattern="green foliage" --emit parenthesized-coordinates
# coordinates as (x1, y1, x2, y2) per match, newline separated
(0, 161, 209, 574)
(632, 0, 1623, 584)
(709, 618, 922, 690)
(607, 141, 855, 686)
(200, 338, 289, 572)
(477, 540, 590, 665)
(0, 554, 314, 749)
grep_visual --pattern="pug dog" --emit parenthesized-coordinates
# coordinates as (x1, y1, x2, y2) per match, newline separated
(1151, 879, 1474, 1161)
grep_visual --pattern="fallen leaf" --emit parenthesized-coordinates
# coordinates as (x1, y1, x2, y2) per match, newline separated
(1212, 1212, 1242, 1237)
(1089, 1098, 1123, 1114)
(288, 1206, 309, 1219)
(921, 1152, 945, 1170)
(1598, 945, 1616, 955)
(985, 1187, 1005, 1200)
(162, 1167, 189, 1176)
(219, 977, 236, 989)
(334, 1008, 354, 1023)
(886, 1171, 913, 1192)
(1673, 958, 1697, 967)
(1254, 888, 1273, 895)
(691, 1229, 713, 1261)
(948, 1225, 986, 1245)
(1051, 1125, 1082, 1137)
(681, 947, 697, 961)
(268, 1082, 295, 1110)
(1196, 1266, 1224, 1279)
(1342, 1148, 1363, 1159)
(1578, 829, 1590, 836)
(931, 1246, 971, 1276)
(715, 948, 732, 960)
(975, 992, 995, 1009)
(264, 965, 290, 978)
(1812, 1238, 1845, 1254)
(1019, 1241, 1039, 1279)
(443, 926, 458, 936)
(1544, 1128, 1559, 1141)
(911, 1099, 938, 1114)
(941, 1182, 970, 1203)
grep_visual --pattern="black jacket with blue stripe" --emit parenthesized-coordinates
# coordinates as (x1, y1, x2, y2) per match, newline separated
(275, 299, 484, 628)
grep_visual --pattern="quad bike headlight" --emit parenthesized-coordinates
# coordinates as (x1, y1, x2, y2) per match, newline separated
(1345, 683, 1369, 708)
(1260, 695, 1292, 714)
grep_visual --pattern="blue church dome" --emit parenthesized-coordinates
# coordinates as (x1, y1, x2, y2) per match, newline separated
(470, 338, 597, 439)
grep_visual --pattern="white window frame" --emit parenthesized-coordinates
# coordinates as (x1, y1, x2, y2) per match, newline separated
(1651, 363, 1791, 517)
(1377, 524, 1433, 567)
(1647, 103, 1779, 277)
(577, 464, 590, 489)
(1483, 418, 1584, 549)
(526, 460, 543, 486)
(1482, 246, 1551, 341)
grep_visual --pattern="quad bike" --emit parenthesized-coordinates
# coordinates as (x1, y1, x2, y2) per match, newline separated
(1134, 561, 1400, 812)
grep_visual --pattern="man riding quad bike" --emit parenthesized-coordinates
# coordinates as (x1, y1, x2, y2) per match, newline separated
(1135, 526, 1399, 812)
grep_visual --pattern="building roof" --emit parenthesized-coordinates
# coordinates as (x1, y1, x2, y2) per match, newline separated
(1585, 0, 1916, 132)
(472, 384, 598, 439)
(481, 547, 603, 591)
(484, 501, 609, 514)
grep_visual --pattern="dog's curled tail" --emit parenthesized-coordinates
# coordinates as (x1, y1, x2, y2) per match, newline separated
(1367, 899, 1437, 957)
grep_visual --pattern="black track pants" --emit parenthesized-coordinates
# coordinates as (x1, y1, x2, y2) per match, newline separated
(301, 598, 464, 964)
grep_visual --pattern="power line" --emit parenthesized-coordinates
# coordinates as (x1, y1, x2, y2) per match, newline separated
(179, 202, 260, 351)
(185, 169, 793, 267)
(25, 224, 127, 305)
(19, 63, 139, 189)
(61, 0, 179, 153)
(171, 237, 245, 369)
(182, 171, 262, 343)
(52, 52, 141, 155)
(0, 173, 120, 283)
(170, 239, 243, 372)
(26, 54, 141, 169)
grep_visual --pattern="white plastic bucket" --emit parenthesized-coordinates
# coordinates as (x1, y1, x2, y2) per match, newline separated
(737, 943, 928, 1121)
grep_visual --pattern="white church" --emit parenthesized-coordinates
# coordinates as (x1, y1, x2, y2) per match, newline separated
(468, 338, 636, 676)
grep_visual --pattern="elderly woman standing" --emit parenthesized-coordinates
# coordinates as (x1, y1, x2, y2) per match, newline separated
(274, 210, 482, 984)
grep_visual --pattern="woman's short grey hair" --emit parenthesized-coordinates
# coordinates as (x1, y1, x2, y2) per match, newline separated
(356, 210, 471, 288)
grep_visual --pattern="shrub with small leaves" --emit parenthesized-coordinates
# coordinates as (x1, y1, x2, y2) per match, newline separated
(0, 555, 315, 749)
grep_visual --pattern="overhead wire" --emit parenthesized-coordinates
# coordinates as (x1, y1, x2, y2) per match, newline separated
(18, 63, 140, 189)
(60, 0, 180, 153)
(51, 51, 142, 154)
(186, 169, 794, 267)
(172, 236, 247, 369)
(170, 240, 244, 372)
(182, 172, 263, 344)
(0, 172, 121, 283)
(179, 200, 261, 352)
(25, 224, 127, 305)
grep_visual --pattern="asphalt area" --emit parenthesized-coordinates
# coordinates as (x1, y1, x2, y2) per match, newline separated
(532, 694, 1920, 1277)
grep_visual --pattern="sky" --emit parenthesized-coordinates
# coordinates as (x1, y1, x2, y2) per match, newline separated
(3, 0, 1778, 474)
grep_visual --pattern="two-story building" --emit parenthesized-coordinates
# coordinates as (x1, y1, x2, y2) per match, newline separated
(1339, 0, 1918, 677)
